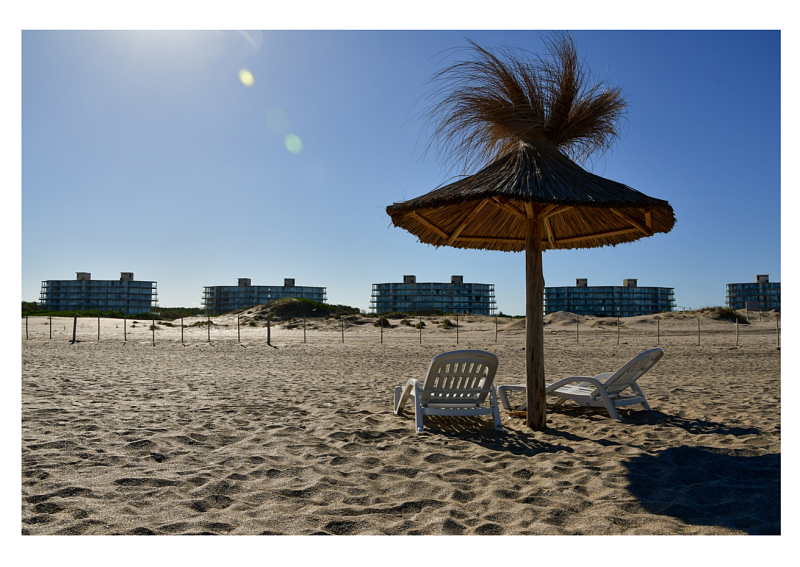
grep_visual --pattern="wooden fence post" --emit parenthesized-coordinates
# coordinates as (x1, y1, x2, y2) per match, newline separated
(124, 314, 127, 342)
(617, 316, 620, 345)
(207, 316, 211, 342)
(735, 318, 738, 346)
(267, 317, 271, 346)
(303, 316, 306, 343)
(49, 316, 52, 340)
(152, 315, 155, 346)
(777, 318, 780, 347)
(98, 317, 100, 341)
(657, 317, 660, 345)
(181, 317, 184, 344)
(577, 318, 579, 343)
(342, 316, 345, 343)
(697, 316, 700, 346)
(495, 315, 498, 342)
(26, 316, 29, 340)
(71, 315, 77, 344)
(456, 312, 459, 344)
(238, 316, 240, 343)
(419, 316, 422, 344)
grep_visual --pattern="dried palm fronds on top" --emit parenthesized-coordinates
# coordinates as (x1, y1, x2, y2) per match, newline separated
(422, 32, 627, 175)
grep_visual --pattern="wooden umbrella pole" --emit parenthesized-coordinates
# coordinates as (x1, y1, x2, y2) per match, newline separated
(525, 216, 546, 431)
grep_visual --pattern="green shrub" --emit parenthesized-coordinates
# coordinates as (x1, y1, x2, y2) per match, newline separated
(711, 306, 749, 324)
(440, 319, 453, 329)
(415, 320, 426, 329)
(374, 316, 391, 328)
(157, 307, 204, 320)
(383, 312, 411, 320)
(400, 319, 411, 326)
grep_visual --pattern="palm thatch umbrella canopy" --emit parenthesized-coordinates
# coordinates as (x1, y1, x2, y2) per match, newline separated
(387, 33, 675, 431)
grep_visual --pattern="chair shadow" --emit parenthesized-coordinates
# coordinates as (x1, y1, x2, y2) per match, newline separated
(623, 446, 780, 534)
(420, 415, 574, 457)
(548, 406, 762, 437)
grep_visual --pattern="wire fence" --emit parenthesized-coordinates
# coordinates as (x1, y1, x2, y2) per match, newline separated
(22, 315, 781, 348)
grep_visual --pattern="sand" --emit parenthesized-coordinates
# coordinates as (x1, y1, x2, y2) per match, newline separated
(21, 312, 780, 535)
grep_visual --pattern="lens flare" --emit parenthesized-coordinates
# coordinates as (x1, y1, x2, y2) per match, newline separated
(266, 109, 290, 134)
(284, 134, 303, 154)
(234, 31, 264, 57)
(239, 69, 254, 86)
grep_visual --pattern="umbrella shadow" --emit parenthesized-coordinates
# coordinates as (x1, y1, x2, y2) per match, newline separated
(623, 446, 780, 534)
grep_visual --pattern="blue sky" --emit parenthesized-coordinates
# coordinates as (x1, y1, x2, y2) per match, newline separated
(18, 29, 781, 315)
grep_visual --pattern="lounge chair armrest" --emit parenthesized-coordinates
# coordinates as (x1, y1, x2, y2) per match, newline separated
(394, 379, 420, 415)
(593, 372, 614, 382)
(546, 376, 601, 392)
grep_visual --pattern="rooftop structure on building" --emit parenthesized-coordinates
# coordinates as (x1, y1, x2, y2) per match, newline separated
(202, 278, 327, 315)
(39, 272, 158, 315)
(726, 274, 780, 311)
(544, 278, 675, 317)
(370, 275, 496, 315)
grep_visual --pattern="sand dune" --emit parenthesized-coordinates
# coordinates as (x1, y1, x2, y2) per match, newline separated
(21, 314, 780, 535)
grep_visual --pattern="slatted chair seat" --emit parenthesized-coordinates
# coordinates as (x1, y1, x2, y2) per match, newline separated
(394, 350, 504, 433)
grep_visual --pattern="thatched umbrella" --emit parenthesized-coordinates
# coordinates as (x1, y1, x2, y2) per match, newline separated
(386, 33, 675, 431)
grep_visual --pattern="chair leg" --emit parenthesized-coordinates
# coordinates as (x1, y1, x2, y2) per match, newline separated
(594, 389, 621, 419)
(630, 383, 651, 411)
(489, 387, 504, 432)
(496, 386, 512, 410)
(413, 382, 424, 433)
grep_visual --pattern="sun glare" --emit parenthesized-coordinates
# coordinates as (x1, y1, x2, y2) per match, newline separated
(239, 69, 254, 86)
(285, 134, 303, 154)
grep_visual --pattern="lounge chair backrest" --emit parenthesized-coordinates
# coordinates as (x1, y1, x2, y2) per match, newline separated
(419, 350, 499, 408)
(597, 348, 664, 397)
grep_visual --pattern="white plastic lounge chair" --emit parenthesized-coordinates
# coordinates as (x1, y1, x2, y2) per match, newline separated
(496, 348, 664, 420)
(394, 350, 504, 433)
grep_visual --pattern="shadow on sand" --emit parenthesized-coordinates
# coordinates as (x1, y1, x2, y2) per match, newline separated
(622, 410, 762, 436)
(420, 416, 573, 456)
(545, 406, 762, 437)
(623, 446, 780, 534)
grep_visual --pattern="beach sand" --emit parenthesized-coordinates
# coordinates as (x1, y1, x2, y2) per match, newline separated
(21, 312, 780, 535)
